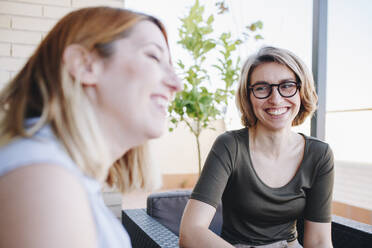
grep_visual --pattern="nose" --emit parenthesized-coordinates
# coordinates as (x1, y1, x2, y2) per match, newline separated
(268, 86, 282, 103)
(164, 65, 183, 93)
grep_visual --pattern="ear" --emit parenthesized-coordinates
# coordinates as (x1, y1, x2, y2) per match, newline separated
(63, 44, 103, 86)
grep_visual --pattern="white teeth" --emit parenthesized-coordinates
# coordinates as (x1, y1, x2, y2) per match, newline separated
(154, 97, 168, 108)
(266, 108, 287, 115)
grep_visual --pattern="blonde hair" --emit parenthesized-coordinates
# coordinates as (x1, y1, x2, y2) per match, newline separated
(0, 7, 167, 193)
(236, 46, 318, 127)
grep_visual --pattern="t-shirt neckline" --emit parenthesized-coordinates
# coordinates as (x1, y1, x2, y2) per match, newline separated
(245, 128, 308, 191)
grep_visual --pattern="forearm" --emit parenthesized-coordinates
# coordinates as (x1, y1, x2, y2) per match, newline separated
(304, 241, 333, 248)
(179, 226, 234, 248)
(303, 220, 332, 248)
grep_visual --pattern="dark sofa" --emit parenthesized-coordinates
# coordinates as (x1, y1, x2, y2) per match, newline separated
(122, 190, 372, 248)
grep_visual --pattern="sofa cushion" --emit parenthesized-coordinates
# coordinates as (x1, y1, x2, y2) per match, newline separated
(146, 190, 222, 236)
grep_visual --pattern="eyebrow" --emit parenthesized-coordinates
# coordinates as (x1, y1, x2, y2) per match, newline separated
(144, 42, 165, 53)
(254, 78, 297, 84)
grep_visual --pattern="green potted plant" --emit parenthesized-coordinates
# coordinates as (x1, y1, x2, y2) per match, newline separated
(168, 0, 263, 174)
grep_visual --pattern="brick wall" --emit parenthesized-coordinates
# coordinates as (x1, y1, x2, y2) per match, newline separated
(0, 0, 125, 88)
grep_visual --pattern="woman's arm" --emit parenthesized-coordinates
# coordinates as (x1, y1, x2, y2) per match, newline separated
(179, 199, 234, 248)
(179, 132, 236, 247)
(0, 164, 98, 248)
(303, 220, 332, 248)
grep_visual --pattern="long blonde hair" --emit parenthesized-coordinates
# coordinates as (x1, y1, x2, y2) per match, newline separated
(0, 7, 167, 193)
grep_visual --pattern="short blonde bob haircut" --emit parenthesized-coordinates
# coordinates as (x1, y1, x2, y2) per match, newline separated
(236, 46, 318, 127)
(0, 7, 167, 193)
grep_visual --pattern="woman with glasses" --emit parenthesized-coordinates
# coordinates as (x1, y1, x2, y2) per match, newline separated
(0, 7, 181, 248)
(180, 46, 334, 248)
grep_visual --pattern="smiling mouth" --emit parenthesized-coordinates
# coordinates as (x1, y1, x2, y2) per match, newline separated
(152, 95, 169, 114)
(265, 107, 289, 116)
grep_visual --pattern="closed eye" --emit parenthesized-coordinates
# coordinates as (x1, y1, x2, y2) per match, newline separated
(147, 53, 160, 62)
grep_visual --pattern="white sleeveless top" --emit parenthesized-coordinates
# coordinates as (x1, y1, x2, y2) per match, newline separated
(0, 120, 132, 248)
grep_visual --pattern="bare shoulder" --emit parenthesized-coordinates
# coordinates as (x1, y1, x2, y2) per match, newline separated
(0, 163, 98, 248)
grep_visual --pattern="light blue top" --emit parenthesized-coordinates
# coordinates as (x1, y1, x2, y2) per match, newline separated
(0, 119, 132, 248)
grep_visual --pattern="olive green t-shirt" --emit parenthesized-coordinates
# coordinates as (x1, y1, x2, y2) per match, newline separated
(191, 128, 334, 246)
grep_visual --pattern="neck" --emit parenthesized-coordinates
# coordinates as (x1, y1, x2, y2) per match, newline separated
(96, 113, 144, 166)
(107, 136, 131, 164)
(249, 124, 295, 158)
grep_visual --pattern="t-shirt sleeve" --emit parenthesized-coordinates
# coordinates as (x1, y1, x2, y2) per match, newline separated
(190, 132, 236, 208)
(304, 143, 334, 222)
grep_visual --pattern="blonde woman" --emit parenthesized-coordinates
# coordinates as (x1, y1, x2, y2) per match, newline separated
(180, 46, 334, 248)
(0, 7, 181, 248)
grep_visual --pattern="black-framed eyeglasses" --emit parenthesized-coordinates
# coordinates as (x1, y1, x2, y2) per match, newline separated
(248, 81, 301, 99)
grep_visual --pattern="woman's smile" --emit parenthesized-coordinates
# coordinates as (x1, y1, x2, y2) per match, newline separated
(264, 107, 289, 116)
(151, 94, 169, 116)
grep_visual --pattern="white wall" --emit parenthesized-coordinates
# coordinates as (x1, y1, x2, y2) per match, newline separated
(150, 119, 226, 175)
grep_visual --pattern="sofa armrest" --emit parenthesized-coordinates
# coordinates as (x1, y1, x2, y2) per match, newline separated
(331, 215, 372, 248)
(297, 214, 372, 247)
(122, 209, 179, 248)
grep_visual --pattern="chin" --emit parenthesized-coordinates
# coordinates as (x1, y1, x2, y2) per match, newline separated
(146, 125, 165, 140)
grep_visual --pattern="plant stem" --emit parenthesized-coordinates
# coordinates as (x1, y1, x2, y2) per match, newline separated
(185, 119, 197, 136)
(185, 119, 202, 175)
(195, 133, 201, 175)
(195, 120, 201, 175)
